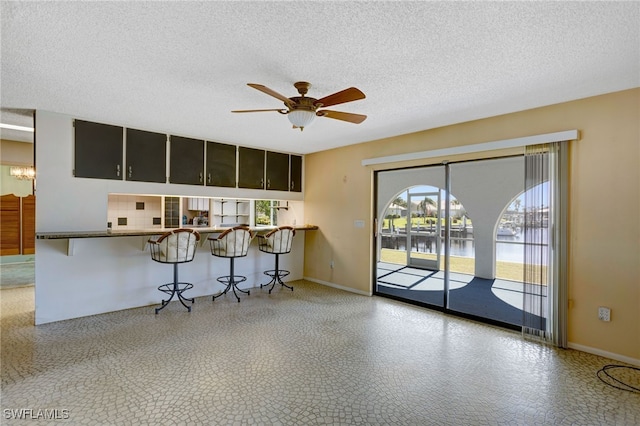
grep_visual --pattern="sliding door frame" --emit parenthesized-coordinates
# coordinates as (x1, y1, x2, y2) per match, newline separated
(370, 130, 576, 335)
(373, 155, 526, 330)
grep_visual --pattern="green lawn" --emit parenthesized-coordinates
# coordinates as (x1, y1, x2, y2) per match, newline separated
(382, 216, 471, 230)
(379, 248, 547, 284)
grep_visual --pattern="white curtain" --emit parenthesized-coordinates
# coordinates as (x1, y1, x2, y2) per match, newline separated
(522, 142, 568, 347)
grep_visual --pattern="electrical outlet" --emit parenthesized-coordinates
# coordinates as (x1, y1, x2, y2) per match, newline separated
(598, 306, 611, 322)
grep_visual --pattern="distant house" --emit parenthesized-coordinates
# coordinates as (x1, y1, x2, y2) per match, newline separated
(386, 203, 407, 218)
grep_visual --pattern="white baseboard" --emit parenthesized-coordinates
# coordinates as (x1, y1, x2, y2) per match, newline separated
(303, 277, 372, 296)
(568, 342, 640, 366)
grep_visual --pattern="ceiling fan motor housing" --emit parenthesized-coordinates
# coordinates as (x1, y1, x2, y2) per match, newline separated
(288, 96, 318, 111)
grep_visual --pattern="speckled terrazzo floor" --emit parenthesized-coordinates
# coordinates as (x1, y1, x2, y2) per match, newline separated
(1, 281, 638, 425)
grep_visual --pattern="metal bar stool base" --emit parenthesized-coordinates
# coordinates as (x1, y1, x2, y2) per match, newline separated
(213, 275, 249, 303)
(261, 269, 293, 294)
(155, 282, 194, 314)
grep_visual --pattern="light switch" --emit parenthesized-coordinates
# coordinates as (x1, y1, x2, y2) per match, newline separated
(354, 220, 365, 228)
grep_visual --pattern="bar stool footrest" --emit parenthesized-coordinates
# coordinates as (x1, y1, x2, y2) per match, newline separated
(263, 269, 291, 280)
(213, 275, 249, 303)
(155, 282, 194, 314)
(261, 269, 294, 293)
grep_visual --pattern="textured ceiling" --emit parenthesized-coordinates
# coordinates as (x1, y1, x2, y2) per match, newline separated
(1, 1, 638, 154)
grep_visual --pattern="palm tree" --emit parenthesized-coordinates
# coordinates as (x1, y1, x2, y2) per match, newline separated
(419, 197, 436, 215)
(418, 197, 437, 226)
(393, 197, 407, 208)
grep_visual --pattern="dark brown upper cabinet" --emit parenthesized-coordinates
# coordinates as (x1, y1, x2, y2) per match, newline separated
(238, 147, 265, 189)
(290, 154, 302, 192)
(169, 136, 205, 185)
(125, 128, 167, 183)
(206, 142, 236, 187)
(74, 120, 123, 180)
(73, 119, 302, 193)
(265, 151, 290, 191)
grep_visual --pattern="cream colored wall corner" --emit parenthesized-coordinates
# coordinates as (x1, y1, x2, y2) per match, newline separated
(303, 88, 640, 362)
(304, 145, 375, 295)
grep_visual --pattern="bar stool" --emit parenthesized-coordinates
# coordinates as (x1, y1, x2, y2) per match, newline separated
(148, 228, 200, 314)
(258, 226, 296, 294)
(208, 226, 255, 302)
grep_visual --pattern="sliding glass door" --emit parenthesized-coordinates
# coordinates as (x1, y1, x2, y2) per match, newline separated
(375, 157, 536, 327)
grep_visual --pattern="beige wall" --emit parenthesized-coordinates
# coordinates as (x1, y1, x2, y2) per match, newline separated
(1, 139, 34, 196)
(303, 88, 639, 362)
(1, 139, 33, 165)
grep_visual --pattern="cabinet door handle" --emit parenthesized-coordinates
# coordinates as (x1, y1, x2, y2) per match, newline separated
(207, 173, 211, 184)
(267, 179, 270, 189)
(116, 164, 120, 177)
(291, 181, 294, 190)
(128, 166, 132, 178)
(199, 172, 203, 183)
(260, 178, 264, 188)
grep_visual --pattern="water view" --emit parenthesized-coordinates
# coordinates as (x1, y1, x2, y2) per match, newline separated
(381, 227, 549, 265)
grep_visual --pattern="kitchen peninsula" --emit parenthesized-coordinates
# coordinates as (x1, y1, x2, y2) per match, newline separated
(34, 110, 310, 325)
(35, 224, 317, 324)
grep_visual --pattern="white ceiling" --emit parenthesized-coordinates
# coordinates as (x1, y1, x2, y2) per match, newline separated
(1, 1, 638, 154)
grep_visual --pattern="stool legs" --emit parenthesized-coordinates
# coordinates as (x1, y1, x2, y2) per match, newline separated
(213, 257, 250, 303)
(155, 263, 194, 314)
(261, 253, 293, 294)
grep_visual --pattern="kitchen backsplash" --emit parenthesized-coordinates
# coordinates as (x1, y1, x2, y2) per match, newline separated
(108, 194, 163, 229)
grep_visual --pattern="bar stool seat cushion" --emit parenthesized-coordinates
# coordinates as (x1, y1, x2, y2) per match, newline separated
(150, 229, 199, 263)
(258, 226, 295, 254)
(210, 227, 253, 258)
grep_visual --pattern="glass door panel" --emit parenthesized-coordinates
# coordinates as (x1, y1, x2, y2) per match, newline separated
(375, 167, 446, 309)
(447, 157, 527, 326)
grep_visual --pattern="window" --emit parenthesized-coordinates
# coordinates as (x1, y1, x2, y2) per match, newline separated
(255, 200, 278, 226)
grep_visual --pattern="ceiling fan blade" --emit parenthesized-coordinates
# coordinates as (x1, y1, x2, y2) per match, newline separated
(247, 83, 293, 106)
(232, 108, 287, 113)
(317, 110, 367, 124)
(314, 87, 365, 108)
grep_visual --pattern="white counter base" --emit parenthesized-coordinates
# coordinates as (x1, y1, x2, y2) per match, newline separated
(35, 235, 304, 325)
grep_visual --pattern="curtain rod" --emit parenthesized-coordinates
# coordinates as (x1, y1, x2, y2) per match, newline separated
(361, 130, 579, 167)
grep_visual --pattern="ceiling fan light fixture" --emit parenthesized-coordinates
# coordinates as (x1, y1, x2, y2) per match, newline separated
(234, 81, 367, 130)
(287, 109, 315, 131)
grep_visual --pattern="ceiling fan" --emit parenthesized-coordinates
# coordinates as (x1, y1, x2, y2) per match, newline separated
(232, 81, 366, 131)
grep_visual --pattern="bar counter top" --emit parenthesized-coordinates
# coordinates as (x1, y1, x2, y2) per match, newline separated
(36, 225, 319, 240)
